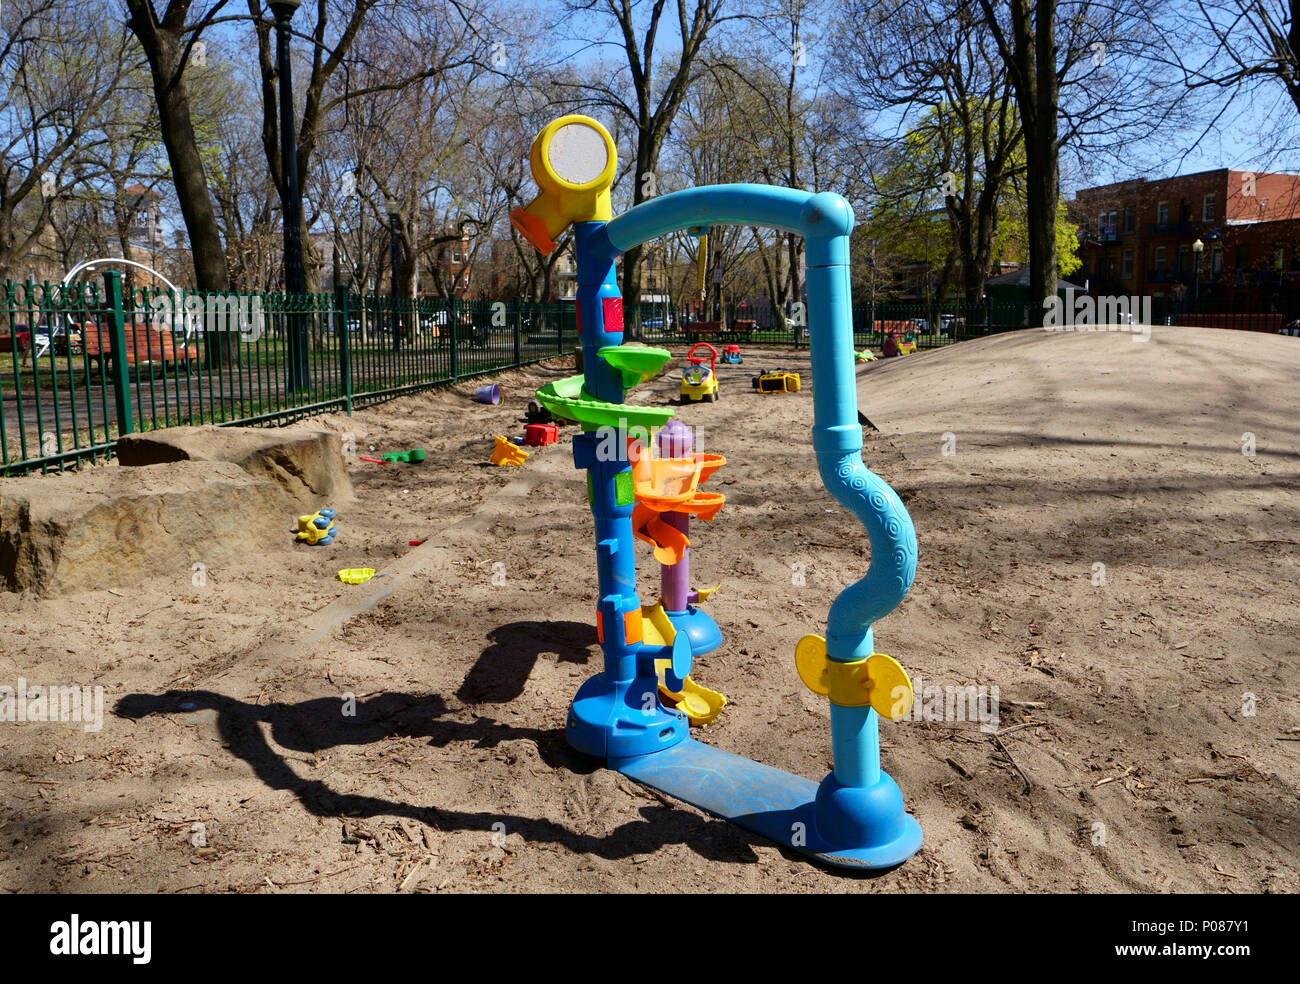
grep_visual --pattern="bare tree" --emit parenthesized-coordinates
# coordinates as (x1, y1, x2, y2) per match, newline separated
(312, 1, 516, 302)
(974, 0, 1186, 321)
(837, 1, 1024, 303)
(123, 0, 236, 292)
(0, 1, 133, 280)
(1165, 1, 1300, 169)
(556, 0, 741, 305)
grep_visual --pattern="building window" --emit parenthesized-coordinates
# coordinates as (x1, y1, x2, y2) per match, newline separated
(1123, 206, 1134, 233)
(1176, 244, 1189, 272)
(1273, 244, 1284, 270)
(1153, 246, 1167, 272)
(1291, 242, 1300, 272)
(451, 249, 463, 264)
(1157, 201, 1168, 224)
(1212, 245, 1223, 275)
(1202, 194, 1216, 221)
(1235, 244, 1249, 271)
(1121, 248, 1134, 278)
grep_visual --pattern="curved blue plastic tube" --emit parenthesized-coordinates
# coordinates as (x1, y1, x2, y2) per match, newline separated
(596, 185, 917, 654)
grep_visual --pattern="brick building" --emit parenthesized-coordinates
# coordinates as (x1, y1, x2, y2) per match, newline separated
(424, 232, 474, 300)
(1070, 169, 1300, 311)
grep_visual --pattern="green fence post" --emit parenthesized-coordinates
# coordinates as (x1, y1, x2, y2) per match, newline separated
(102, 270, 133, 438)
(513, 301, 522, 367)
(335, 281, 352, 415)
(449, 299, 459, 382)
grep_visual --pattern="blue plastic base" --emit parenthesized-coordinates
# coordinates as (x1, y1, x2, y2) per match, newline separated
(566, 672, 689, 759)
(612, 739, 922, 870)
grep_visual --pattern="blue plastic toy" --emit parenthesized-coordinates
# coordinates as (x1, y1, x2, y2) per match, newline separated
(514, 115, 921, 870)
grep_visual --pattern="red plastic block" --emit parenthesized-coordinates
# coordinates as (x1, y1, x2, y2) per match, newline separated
(523, 423, 559, 447)
(603, 296, 624, 333)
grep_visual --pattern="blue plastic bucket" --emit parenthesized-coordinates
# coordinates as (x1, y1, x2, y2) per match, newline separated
(475, 383, 502, 405)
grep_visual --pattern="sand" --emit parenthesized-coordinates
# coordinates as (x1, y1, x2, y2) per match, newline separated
(0, 325, 1295, 893)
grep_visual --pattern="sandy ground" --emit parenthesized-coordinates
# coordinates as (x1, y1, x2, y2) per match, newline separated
(0, 326, 1296, 894)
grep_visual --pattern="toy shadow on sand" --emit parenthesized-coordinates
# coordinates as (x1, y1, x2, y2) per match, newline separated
(456, 620, 596, 705)
(113, 617, 840, 867)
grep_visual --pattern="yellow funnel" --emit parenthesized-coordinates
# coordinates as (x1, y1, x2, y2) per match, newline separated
(510, 116, 617, 256)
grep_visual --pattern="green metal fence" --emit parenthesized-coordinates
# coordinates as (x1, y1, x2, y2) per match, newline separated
(19, 272, 1234, 476)
(0, 273, 589, 476)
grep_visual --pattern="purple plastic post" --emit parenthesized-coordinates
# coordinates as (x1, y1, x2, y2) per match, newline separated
(656, 419, 695, 612)
(661, 511, 692, 613)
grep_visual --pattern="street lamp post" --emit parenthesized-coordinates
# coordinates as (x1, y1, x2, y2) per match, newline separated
(271, 0, 310, 391)
(1193, 238, 1204, 302)
(387, 196, 403, 353)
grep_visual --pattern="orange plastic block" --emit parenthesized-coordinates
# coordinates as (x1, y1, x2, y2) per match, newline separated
(623, 608, 644, 645)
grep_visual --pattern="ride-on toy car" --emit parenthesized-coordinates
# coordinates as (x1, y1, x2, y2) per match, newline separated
(721, 344, 743, 364)
(680, 341, 720, 403)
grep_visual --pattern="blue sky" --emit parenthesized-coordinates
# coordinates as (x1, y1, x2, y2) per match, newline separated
(190, 0, 1296, 225)
(532, 0, 1298, 194)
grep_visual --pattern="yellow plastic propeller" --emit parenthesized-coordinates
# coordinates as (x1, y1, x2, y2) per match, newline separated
(793, 634, 914, 720)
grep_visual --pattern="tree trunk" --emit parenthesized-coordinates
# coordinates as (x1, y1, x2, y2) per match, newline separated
(620, 135, 656, 310)
(1026, 0, 1059, 325)
(124, 3, 229, 294)
(125, 0, 236, 369)
(1024, 125, 1058, 325)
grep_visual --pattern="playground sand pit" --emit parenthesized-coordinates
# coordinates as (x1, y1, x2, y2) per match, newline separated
(0, 326, 1296, 893)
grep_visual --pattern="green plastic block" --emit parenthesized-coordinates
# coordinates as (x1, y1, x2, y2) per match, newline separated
(615, 471, 634, 506)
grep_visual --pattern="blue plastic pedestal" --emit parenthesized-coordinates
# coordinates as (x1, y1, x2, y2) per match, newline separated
(612, 738, 922, 870)
(567, 673, 689, 760)
(663, 606, 722, 657)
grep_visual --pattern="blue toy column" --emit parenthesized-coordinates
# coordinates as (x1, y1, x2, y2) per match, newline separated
(565, 222, 689, 759)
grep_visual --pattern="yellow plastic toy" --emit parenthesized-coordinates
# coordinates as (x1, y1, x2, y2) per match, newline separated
(794, 634, 914, 719)
(642, 602, 727, 725)
(295, 508, 337, 545)
(509, 115, 617, 256)
(337, 568, 375, 584)
(491, 435, 530, 466)
(883, 330, 918, 357)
